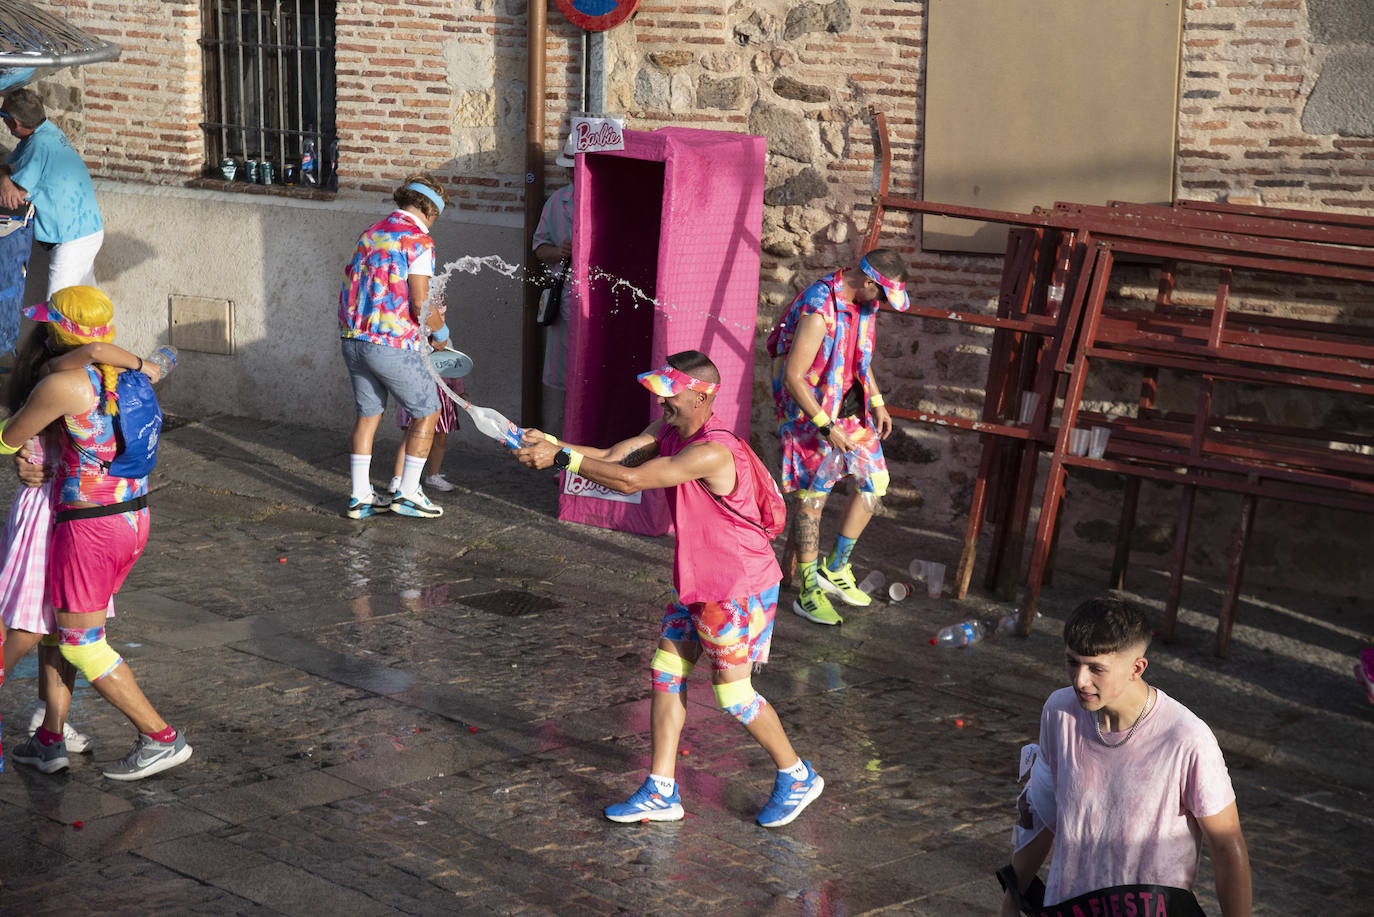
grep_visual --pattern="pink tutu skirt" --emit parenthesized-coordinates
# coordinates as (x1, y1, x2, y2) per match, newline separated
(0, 432, 112, 634)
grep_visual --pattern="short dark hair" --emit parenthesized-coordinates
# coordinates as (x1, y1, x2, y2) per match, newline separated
(1, 89, 45, 130)
(392, 173, 449, 222)
(666, 350, 720, 385)
(863, 248, 908, 284)
(1063, 595, 1153, 657)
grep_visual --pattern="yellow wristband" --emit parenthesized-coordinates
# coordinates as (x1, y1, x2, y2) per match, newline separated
(567, 450, 584, 475)
(0, 419, 19, 455)
(810, 411, 831, 428)
(870, 393, 885, 407)
(543, 431, 558, 444)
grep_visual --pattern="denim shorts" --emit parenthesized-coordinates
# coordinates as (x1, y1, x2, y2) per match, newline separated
(341, 338, 440, 419)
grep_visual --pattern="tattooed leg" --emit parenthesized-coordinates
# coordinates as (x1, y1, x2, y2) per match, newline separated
(795, 494, 824, 564)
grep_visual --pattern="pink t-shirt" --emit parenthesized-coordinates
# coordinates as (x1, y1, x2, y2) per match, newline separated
(1038, 686, 1236, 906)
(658, 418, 782, 604)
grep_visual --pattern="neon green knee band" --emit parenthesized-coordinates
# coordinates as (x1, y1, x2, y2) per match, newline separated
(651, 648, 694, 678)
(713, 678, 755, 709)
(58, 637, 123, 683)
(714, 677, 766, 724)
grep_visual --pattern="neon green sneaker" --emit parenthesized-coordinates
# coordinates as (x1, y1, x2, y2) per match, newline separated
(818, 561, 873, 607)
(793, 588, 844, 625)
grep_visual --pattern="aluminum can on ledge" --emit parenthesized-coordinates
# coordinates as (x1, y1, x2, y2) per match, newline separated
(219, 158, 237, 181)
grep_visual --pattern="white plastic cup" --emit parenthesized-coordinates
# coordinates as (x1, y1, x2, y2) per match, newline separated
(926, 562, 946, 598)
(1068, 428, 1090, 456)
(888, 582, 915, 602)
(857, 570, 885, 594)
(1088, 426, 1111, 460)
(1018, 391, 1040, 425)
(908, 558, 928, 580)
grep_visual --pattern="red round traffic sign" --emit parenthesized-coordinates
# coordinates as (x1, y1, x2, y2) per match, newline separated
(554, 0, 640, 32)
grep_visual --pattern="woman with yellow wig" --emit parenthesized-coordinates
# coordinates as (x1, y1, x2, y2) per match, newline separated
(0, 285, 191, 780)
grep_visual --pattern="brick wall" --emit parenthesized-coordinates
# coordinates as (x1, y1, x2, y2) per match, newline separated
(51, 0, 203, 179)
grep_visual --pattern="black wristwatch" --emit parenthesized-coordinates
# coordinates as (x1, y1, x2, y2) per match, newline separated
(817, 422, 833, 438)
(553, 447, 572, 469)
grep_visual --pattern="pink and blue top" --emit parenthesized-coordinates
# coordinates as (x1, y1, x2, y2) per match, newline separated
(338, 211, 436, 351)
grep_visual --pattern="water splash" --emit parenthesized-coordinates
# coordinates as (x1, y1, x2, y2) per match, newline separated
(429, 253, 764, 338)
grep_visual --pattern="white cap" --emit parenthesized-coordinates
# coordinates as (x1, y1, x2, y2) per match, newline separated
(555, 136, 576, 168)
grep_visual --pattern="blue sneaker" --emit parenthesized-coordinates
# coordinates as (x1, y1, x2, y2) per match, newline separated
(390, 489, 443, 519)
(756, 761, 824, 828)
(604, 777, 685, 823)
(346, 492, 391, 519)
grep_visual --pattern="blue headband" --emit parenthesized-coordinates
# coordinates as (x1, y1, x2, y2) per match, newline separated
(407, 182, 444, 215)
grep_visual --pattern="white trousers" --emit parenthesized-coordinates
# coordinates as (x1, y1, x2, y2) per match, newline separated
(45, 229, 103, 298)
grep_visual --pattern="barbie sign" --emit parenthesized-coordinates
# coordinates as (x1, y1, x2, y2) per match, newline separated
(571, 115, 626, 154)
(562, 471, 642, 504)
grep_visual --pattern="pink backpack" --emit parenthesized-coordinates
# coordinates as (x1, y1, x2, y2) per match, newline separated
(699, 429, 787, 541)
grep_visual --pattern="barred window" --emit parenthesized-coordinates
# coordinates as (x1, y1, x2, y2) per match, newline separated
(199, 0, 337, 190)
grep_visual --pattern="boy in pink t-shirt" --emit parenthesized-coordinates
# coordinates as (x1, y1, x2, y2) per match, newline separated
(999, 596, 1253, 917)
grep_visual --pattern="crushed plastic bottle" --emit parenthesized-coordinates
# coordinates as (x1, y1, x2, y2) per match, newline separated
(932, 619, 986, 647)
(144, 345, 178, 378)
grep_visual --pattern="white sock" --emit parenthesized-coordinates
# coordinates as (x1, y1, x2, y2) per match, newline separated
(649, 773, 676, 795)
(388, 476, 402, 494)
(350, 454, 373, 500)
(399, 454, 427, 496)
(780, 760, 808, 779)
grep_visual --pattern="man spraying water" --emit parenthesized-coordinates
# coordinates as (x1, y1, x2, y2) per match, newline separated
(512, 350, 824, 828)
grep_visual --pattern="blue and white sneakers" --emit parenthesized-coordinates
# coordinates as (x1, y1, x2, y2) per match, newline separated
(391, 490, 443, 518)
(346, 491, 391, 519)
(605, 777, 685, 823)
(756, 760, 824, 828)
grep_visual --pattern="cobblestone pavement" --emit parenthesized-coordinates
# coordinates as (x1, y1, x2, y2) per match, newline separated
(0, 415, 1370, 915)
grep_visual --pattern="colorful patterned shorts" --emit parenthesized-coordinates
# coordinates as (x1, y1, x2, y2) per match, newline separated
(780, 415, 889, 498)
(660, 584, 779, 671)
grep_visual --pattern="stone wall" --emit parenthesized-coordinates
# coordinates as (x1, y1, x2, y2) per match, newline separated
(23, 0, 1374, 595)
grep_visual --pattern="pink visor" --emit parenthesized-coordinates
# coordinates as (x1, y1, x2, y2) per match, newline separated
(860, 255, 909, 312)
(22, 301, 114, 339)
(637, 365, 719, 397)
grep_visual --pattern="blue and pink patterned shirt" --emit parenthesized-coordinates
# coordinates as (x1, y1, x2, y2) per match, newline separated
(59, 367, 148, 523)
(339, 211, 436, 351)
(766, 269, 879, 425)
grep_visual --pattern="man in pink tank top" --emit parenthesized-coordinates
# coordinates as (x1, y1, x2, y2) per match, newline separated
(1000, 596, 1252, 917)
(513, 350, 824, 829)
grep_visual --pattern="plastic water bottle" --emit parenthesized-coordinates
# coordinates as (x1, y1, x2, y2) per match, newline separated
(301, 136, 318, 186)
(467, 404, 522, 449)
(931, 620, 986, 647)
(992, 614, 1019, 636)
(144, 345, 178, 378)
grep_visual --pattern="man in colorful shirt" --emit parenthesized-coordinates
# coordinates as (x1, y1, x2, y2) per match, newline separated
(339, 175, 449, 520)
(512, 351, 824, 829)
(0, 89, 104, 297)
(766, 248, 909, 625)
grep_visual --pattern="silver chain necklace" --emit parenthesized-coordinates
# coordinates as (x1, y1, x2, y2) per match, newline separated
(1094, 686, 1154, 748)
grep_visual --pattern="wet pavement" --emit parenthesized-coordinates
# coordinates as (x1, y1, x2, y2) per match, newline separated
(0, 414, 1370, 916)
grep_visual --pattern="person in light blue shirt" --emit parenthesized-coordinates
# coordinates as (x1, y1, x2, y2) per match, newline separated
(0, 89, 104, 297)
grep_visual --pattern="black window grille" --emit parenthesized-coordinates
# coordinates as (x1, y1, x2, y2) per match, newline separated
(199, 0, 337, 189)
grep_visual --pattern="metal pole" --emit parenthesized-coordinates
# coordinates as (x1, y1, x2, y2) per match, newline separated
(521, 0, 547, 427)
(587, 30, 606, 114)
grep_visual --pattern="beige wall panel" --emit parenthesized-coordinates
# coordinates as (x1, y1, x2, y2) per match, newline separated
(21, 185, 526, 448)
(924, 0, 1183, 252)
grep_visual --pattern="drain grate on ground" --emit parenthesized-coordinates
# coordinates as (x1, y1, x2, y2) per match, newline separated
(460, 590, 559, 617)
